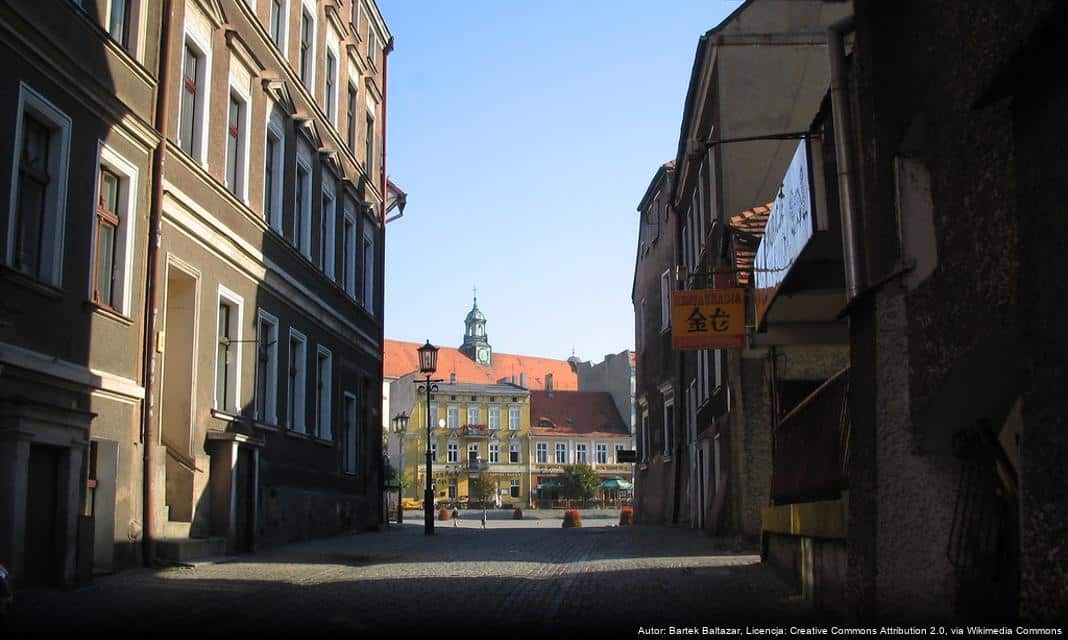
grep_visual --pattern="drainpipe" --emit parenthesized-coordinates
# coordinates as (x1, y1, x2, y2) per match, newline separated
(828, 16, 863, 301)
(141, 0, 174, 565)
(376, 38, 392, 526)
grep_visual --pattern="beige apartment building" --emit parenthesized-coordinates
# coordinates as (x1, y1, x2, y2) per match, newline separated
(0, 0, 399, 587)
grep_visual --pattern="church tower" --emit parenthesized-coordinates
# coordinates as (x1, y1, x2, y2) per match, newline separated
(460, 290, 491, 365)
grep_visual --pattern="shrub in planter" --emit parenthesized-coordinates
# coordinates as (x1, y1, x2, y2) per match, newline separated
(619, 507, 636, 526)
(438, 507, 451, 521)
(512, 507, 524, 520)
(562, 509, 583, 528)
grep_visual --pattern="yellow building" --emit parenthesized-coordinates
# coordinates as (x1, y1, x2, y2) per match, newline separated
(400, 382, 532, 507)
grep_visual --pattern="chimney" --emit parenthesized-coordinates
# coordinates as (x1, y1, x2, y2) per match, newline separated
(520, 373, 528, 388)
(546, 373, 554, 392)
(450, 372, 456, 384)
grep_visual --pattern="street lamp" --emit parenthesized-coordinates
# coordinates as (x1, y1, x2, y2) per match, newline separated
(392, 412, 409, 524)
(417, 340, 441, 535)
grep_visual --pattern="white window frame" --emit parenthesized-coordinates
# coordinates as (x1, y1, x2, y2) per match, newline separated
(663, 394, 675, 459)
(641, 409, 650, 462)
(320, 177, 336, 278)
(467, 442, 479, 462)
(488, 406, 500, 430)
(555, 442, 568, 465)
(254, 309, 280, 425)
(447, 442, 459, 463)
(489, 442, 500, 463)
(89, 143, 138, 316)
(342, 205, 357, 294)
(361, 216, 375, 311)
(214, 285, 244, 414)
(6, 83, 72, 287)
(429, 440, 438, 462)
(447, 405, 459, 429)
(342, 390, 358, 473)
(687, 380, 697, 443)
(508, 405, 520, 430)
(596, 443, 608, 465)
(298, 0, 317, 89)
(714, 349, 723, 391)
(315, 346, 333, 441)
(179, 25, 212, 167)
(660, 269, 671, 332)
(575, 443, 588, 464)
(287, 328, 308, 432)
(268, 0, 289, 54)
(325, 28, 341, 126)
(509, 442, 520, 464)
(467, 406, 479, 426)
(294, 142, 313, 258)
(615, 443, 625, 464)
(225, 79, 251, 202)
(263, 106, 286, 232)
(536, 442, 548, 464)
(429, 404, 438, 430)
(367, 24, 378, 66)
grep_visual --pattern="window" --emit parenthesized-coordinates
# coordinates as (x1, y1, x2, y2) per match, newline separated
(364, 114, 374, 172)
(315, 347, 332, 440)
(429, 440, 437, 462)
(108, 0, 131, 49)
(576, 443, 588, 464)
(367, 27, 377, 66)
(555, 443, 568, 464)
(638, 298, 646, 349)
(641, 409, 650, 462)
(263, 109, 285, 231)
(269, 0, 286, 49)
(299, 8, 314, 85)
(447, 442, 458, 463)
(225, 92, 248, 199)
(615, 443, 625, 464)
(92, 144, 140, 315)
(468, 443, 479, 464)
(489, 443, 500, 463)
(510, 479, 520, 498)
(429, 404, 438, 430)
(663, 397, 675, 458)
(447, 406, 459, 429)
(7, 85, 71, 286)
(350, 0, 359, 30)
(179, 40, 209, 162)
(509, 442, 520, 463)
(467, 407, 479, 426)
(488, 407, 500, 430)
(660, 269, 671, 331)
(342, 209, 356, 295)
(325, 49, 338, 124)
(287, 329, 307, 432)
(346, 84, 357, 150)
(294, 145, 312, 257)
(714, 349, 722, 390)
(342, 392, 357, 472)
(255, 311, 279, 424)
(508, 405, 520, 430)
(320, 185, 335, 276)
(215, 288, 243, 414)
(361, 220, 374, 309)
(536, 443, 548, 464)
(596, 444, 608, 465)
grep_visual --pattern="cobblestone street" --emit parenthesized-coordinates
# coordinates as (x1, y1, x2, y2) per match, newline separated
(9, 511, 814, 636)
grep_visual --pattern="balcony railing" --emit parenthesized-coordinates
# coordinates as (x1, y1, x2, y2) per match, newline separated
(463, 424, 489, 437)
(770, 366, 850, 505)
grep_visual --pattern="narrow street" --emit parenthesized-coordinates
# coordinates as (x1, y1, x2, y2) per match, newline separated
(9, 512, 813, 635)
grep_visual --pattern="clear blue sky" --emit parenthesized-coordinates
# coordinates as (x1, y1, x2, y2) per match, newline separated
(379, 0, 742, 362)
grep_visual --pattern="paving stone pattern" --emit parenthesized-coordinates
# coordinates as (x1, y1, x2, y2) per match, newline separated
(9, 509, 816, 637)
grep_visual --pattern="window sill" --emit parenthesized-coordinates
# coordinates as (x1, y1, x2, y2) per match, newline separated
(210, 409, 245, 423)
(284, 428, 311, 440)
(312, 437, 334, 448)
(84, 301, 134, 326)
(0, 265, 63, 300)
(253, 421, 281, 432)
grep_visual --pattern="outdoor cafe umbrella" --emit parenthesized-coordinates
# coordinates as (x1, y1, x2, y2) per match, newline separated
(600, 477, 633, 491)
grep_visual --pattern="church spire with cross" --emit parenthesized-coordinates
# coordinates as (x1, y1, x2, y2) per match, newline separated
(460, 286, 491, 365)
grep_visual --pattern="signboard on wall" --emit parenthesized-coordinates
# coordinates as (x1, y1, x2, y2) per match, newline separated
(753, 140, 816, 327)
(671, 289, 747, 350)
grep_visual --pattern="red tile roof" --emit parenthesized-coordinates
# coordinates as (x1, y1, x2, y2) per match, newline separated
(529, 390, 629, 438)
(729, 203, 773, 286)
(383, 339, 579, 390)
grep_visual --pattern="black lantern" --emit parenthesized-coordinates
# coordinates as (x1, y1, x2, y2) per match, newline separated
(418, 340, 439, 374)
(392, 412, 410, 434)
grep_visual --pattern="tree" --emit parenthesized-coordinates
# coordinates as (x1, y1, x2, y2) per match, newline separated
(558, 464, 600, 503)
(469, 471, 497, 507)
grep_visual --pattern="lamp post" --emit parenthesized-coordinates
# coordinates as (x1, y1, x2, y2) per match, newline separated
(416, 341, 442, 535)
(391, 412, 409, 524)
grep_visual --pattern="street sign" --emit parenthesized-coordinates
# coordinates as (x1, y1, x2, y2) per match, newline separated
(671, 288, 747, 350)
(616, 450, 638, 463)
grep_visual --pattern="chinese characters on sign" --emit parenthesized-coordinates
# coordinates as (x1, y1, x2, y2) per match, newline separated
(671, 289, 746, 350)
